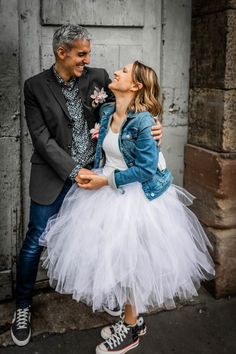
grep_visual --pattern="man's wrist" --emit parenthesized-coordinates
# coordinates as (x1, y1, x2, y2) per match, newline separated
(69, 164, 81, 180)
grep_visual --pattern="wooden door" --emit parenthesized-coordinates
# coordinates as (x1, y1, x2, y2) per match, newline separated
(13, 0, 191, 289)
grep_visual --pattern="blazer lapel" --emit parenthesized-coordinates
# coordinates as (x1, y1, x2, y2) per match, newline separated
(78, 68, 96, 130)
(45, 66, 96, 129)
(46, 68, 70, 120)
(78, 68, 90, 102)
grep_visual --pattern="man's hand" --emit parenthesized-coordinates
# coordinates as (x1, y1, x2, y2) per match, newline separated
(75, 168, 96, 186)
(151, 118, 162, 146)
(78, 175, 108, 190)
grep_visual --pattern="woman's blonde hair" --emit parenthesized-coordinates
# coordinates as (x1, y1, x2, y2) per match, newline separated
(127, 61, 163, 116)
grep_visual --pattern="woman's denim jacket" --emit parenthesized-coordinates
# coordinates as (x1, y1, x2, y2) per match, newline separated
(94, 103, 173, 200)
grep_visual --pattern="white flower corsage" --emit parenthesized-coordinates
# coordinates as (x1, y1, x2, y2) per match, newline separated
(91, 87, 108, 107)
(90, 123, 100, 140)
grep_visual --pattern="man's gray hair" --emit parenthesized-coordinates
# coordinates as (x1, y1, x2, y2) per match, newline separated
(53, 24, 92, 54)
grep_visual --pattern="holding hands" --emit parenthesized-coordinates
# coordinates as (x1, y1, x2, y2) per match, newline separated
(75, 168, 96, 185)
(78, 174, 108, 190)
(75, 168, 108, 189)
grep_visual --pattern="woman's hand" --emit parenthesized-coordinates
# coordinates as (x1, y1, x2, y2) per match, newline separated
(151, 118, 162, 146)
(75, 168, 96, 185)
(78, 175, 108, 190)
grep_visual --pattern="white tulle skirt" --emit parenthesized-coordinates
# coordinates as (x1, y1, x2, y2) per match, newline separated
(40, 174, 215, 313)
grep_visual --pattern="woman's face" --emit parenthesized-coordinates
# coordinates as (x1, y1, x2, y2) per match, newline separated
(109, 63, 134, 93)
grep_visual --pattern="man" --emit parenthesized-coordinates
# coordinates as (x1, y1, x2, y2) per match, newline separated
(11, 24, 163, 346)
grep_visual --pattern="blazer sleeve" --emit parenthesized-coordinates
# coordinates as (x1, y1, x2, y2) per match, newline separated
(24, 79, 77, 181)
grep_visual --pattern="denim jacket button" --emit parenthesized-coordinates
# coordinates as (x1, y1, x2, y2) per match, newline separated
(151, 192, 155, 197)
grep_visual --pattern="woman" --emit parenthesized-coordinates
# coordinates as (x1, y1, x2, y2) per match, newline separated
(40, 61, 215, 354)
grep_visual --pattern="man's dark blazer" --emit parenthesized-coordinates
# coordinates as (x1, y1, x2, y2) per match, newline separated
(24, 66, 113, 205)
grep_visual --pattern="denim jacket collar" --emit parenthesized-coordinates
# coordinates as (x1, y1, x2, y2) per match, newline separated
(101, 103, 138, 121)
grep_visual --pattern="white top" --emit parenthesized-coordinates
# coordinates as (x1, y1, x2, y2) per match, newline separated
(102, 127, 167, 177)
(102, 128, 127, 176)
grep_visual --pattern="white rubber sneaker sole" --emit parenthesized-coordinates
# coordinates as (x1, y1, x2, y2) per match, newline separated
(96, 338, 139, 354)
(10, 327, 31, 347)
(103, 305, 122, 317)
(138, 326, 147, 336)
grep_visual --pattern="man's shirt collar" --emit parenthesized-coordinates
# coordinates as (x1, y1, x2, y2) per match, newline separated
(53, 65, 77, 89)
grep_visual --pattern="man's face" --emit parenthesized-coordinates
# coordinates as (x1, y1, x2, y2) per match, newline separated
(57, 39, 91, 78)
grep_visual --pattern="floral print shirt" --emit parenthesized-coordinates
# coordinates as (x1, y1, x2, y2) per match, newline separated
(53, 66, 96, 179)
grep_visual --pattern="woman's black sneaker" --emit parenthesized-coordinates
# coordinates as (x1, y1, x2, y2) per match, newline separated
(11, 306, 31, 346)
(96, 322, 139, 354)
(103, 304, 122, 317)
(101, 315, 147, 340)
(103, 294, 122, 317)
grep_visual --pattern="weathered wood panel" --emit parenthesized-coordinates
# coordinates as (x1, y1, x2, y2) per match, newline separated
(0, 0, 21, 299)
(140, 0, 162, 76)
(19, 0, 41, 235)
(4, 0, 192, 291)
(41, 27, 144, 77)
(41, 0, 144, 27)
(119, 45, 143, 66)
(0, 138, 21, 268)
(160, 0, 192, 186)
(19, 0, 46, 282)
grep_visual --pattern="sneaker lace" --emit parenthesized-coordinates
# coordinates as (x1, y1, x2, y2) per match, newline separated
(15, 308, 30, 330)
(105, 323, 129, 349)
(111, 319, 124, 332)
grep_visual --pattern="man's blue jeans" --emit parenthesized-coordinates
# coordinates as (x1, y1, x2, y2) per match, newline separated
(16, 179, 73, 308)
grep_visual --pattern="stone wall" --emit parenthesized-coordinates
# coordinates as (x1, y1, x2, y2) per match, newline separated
(184, 0, 236, 297)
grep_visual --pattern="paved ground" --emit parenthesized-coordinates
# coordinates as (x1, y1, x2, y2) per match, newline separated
(0, 287, 235, 354)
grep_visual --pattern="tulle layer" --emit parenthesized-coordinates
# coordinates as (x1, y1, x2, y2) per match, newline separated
(40, 180, 215, 313)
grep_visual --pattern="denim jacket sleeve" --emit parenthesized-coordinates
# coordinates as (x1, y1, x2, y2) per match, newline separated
(107, 113, 159, 190)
